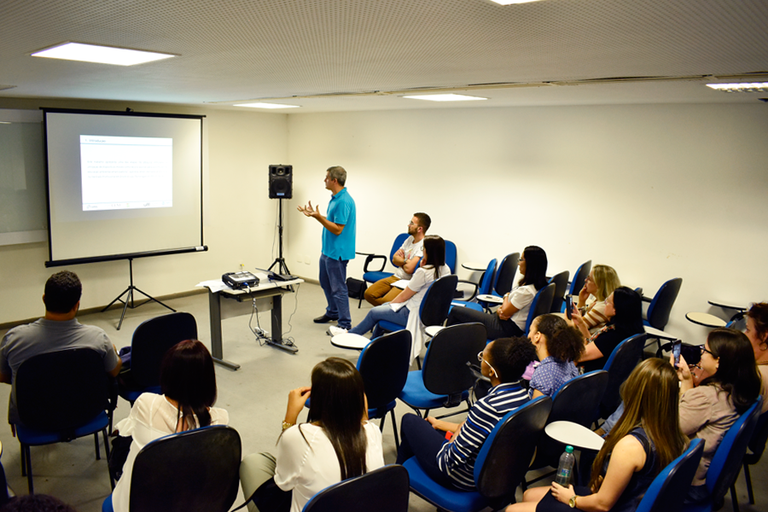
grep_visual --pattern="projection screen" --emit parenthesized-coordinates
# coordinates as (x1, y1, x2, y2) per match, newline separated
(43, 108, 205, 267)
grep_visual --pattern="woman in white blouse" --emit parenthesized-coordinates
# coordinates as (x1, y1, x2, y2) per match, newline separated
(240, 357, 384, 512)
(111, 339, 228, 512)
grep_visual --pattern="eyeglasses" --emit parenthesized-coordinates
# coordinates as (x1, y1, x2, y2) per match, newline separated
(700, 345, 714, 356)
(477, 351, 497, 376)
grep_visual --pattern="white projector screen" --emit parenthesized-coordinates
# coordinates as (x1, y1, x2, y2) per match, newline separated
(44, 109, 205, 266)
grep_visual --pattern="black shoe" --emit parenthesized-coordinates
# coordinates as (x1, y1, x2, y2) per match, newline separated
(313, 314, 338, 324)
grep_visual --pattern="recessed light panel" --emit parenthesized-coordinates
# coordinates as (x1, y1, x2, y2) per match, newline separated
(490, 0, 542, 5)
(403, 94, 487, 102)
(233, 103, 301, 109)
(705, 82, 768, 93)
(32, 42, 175, 66)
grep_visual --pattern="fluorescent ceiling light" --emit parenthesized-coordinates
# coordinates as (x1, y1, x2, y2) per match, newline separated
(233, 102, 301, 109)
(706, 82, 768, 93)
(403, 94, 488, 102)
(32, 42, 175, 66)
(490, 0, 542, 4)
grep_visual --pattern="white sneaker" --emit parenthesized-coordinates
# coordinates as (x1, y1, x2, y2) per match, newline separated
(327, 325, 348, 336)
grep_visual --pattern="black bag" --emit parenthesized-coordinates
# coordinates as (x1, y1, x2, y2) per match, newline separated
(346, 277, 367, 299)
(108, 435, 133, 482)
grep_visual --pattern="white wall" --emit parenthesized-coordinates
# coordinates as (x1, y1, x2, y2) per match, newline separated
(286, 103, 768, 343)
(0, 99, 288, 324)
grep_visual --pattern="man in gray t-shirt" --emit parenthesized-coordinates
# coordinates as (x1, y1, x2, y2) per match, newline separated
(0, 271, 122, 425)
(363, 212, 431, 307)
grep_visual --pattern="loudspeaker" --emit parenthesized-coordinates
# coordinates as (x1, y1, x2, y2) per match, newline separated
(269, 165, 293, 199)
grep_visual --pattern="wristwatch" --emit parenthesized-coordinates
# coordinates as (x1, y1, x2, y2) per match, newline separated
(569, 495, 578, 509)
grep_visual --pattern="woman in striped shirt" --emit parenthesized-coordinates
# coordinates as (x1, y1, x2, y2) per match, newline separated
(396, 337, 536, 490)
(571, 265, 620, 336)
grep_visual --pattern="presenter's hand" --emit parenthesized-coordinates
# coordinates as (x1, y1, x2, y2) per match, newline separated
(285, 386, 311, 424)
(297, 201, 320, 218)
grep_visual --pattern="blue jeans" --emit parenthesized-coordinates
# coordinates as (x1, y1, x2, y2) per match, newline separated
(349, 303, 410, 337)
(319, 254, 351, 329)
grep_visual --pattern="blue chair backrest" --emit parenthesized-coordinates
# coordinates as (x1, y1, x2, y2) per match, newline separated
(706, 397, 763, 501)
(568, 260, 592, 296)
(389, 233, 410, 265)
(524, 283, 556, 335)
(493, 253, 519, 297)
(357, 330, 412, 411)
(418, 274, 458, 327)
(473, 396, 552, 499)
(302, 465, 410, 512)
(646, 278, 682, 330)
(445, 240, 458, 274)
(635, 438, 705, 512)
(478, 258, 497, 296)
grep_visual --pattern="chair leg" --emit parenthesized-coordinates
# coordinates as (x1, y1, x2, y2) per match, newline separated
(744, 463, 754, 505)
(389, 409, 400, 448)
(94, 432, 101, 460)
(103, 428, 115, 489)
(20, 442, 26, 477)
(730, 483, 739, 512)
(24, 445, 33, 494)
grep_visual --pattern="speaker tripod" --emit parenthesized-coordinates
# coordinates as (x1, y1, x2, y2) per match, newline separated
(101, 258, 175, 330)
(268, 197, 291, 276)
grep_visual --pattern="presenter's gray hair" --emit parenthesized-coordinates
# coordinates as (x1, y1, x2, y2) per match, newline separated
(326, 166, 347, 186)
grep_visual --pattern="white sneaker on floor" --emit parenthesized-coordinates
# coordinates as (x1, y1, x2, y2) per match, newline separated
(327, 325, 348, 336)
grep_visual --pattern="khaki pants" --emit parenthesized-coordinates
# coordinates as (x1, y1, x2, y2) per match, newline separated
(364, 275, 402, 306)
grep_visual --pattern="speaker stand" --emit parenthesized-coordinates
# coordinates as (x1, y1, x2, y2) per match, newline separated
(101, 258, 176, 330)
(268, 198, 292, 276)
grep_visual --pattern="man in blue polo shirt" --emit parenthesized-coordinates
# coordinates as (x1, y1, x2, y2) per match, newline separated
(297, 166, 356, 331)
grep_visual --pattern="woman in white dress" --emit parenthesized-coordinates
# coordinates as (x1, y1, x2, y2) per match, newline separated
(239, 357, 384, 512)
(110, 340, 228, 512)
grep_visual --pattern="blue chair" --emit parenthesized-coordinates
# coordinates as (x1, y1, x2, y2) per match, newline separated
(600, 333, 647, 419)
(103, 425, 241, 512)
(118, 312, 197, 404)
(548, 270, 570, 313)
(445, 239, 458, 274)
(524, 370, 609, 487)
(359, 233, 410, 285)
(523, 283, 556, 336)
(377, 274, 458, 344)
(635, 438, 705, 512)
(682, 398, 762, 512)
(642, 278, 683, 331)
(453, 258, 497, 307)
(477, 253, 519, 312)
(404, 396, 552, 512)
(398, 322, 486, 418)
(566, 260, 592, 301)
(15, 348, 115, 494)
(302, 465, 410, 512)
(740, 410, 768, 505)
(357, 330, 412, 447)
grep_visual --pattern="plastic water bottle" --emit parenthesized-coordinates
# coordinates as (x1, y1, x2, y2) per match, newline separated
(555, 445, 575, 486)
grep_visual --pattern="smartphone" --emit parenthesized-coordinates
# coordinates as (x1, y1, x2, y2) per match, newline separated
(565, 295, 573, 319)
(672, 340, 682, 368)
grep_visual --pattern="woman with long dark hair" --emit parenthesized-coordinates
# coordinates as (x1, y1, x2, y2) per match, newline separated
(745, 302, 768, 413)
(528, 314, 584, 398)
(446, 246, 548, 339)
(508, 358, 688, 512)
(571, 286, 645, 373)
(240, 357, 384, 512)
(112, 340, 227, 512)
(333, 235, 450, 338)
(677, 328, 761, 502)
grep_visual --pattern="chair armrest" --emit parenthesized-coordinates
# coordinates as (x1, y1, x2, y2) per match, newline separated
(363, 254, 388, 273)
(456, 279, 479, 302)
(641, 295, 652, 303)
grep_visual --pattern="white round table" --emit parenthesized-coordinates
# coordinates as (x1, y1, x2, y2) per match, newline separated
(330, 332, 371, 350)
(685, 311, 727, 328)
(477, 294, 503, 304)
(545, 421, 605, 451)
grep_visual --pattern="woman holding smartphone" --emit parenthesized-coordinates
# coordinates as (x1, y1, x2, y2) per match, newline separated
(507, 358, 688, 512)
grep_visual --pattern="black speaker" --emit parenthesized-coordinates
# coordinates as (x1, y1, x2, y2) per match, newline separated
(269, 165, 293, 199)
